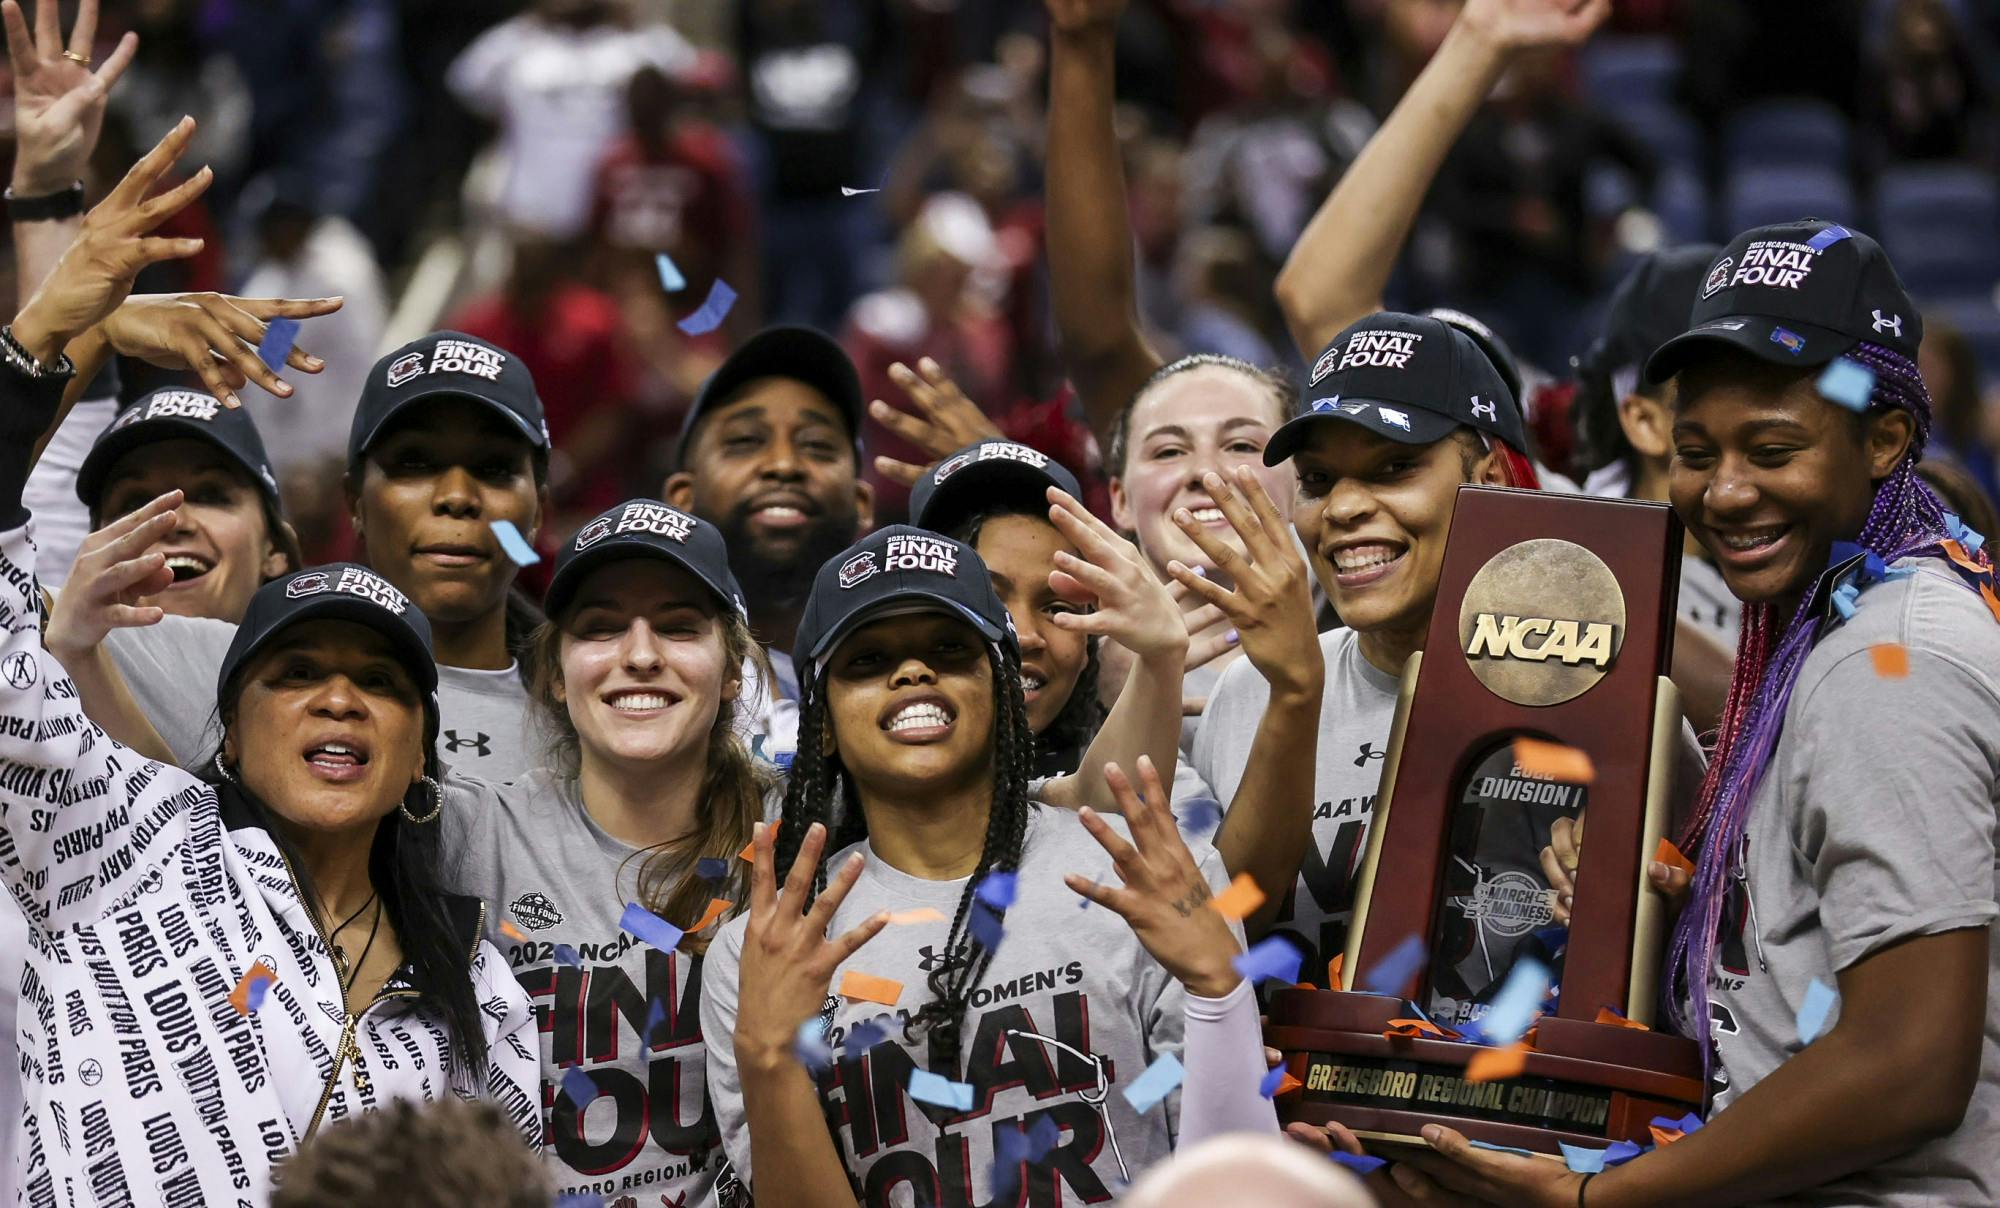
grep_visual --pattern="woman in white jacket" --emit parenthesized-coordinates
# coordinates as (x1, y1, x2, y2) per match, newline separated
(0, 118, 537, 1205)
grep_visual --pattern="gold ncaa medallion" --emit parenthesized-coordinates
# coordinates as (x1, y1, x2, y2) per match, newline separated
(1458, 539, 1625, 707)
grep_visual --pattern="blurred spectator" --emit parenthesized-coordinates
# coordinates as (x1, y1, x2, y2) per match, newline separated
(107, 0, 251, 193)
(1682, 0, 1867, 126)
(1865, 0, 1996, 165)
(448, 0, 695, 239)
(1920, 317, 2000, 510)
(1173, 225, 1283, 367)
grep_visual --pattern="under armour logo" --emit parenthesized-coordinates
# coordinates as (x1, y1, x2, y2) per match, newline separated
(916, 944, 947, 972)
(1470, 395, 1496, 422)
(1354, 742, 1387, 768)
(442, 729, 491, 757)
(1871, 310, 1902, 337)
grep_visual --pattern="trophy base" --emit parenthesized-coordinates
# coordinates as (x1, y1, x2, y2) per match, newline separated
(1267, 989, 1704, 1155)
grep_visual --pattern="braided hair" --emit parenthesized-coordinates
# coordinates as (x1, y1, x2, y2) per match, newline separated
(776, 635, 1040, 1073)
(1665, 343, 1989, 1066)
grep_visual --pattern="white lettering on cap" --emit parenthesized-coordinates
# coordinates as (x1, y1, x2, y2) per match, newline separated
(332, 567, 410, 614)
(1336, 331, 1423, 372)
(142, 390, 221, 422)
(426, 339, 507, 382)
(1726, 241, 1819, 292)
(884, 533, 958, 577)
(613, 501, 696, 543)
(975, 442, 1049, 469)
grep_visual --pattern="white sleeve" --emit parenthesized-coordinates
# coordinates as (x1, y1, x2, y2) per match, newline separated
(472, 936, 546, 1150)
(446, 18, 525, 116)
(20, 397, 114, 592)
(1176, 979, 1282, 1146)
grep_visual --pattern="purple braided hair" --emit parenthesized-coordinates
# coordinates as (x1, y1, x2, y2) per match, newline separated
(1665, 343, 1975, 1073)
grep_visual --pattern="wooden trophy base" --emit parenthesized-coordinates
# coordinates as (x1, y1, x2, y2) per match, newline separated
(1267, 989, 1703, 1155)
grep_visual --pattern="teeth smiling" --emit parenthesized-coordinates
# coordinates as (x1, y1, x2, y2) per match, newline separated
(164, 554, 211, 580)
(1718, 526, 1786, 551)
(1332, 543, 1404, 572)
(1188, 507, 1224, 523)
(1022, 674, 1046, 693)
(609, 692, 669, 712)
(887, 703, 952, 733)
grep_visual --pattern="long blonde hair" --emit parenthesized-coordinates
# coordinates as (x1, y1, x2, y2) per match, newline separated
(526, 599, 773, 954)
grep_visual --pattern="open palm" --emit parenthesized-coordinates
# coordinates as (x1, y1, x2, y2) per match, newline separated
(4, 0, 138, 193)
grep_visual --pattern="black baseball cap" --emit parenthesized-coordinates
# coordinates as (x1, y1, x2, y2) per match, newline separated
(794, 525, 1015, 669)
(1582, 246, 1721, 384)
(350, 331, 550, 461)
(1267, 312, 1527, 465)
(675, 326, 864, 467)
(77, 388, 282, 514)
(910, 439, 1081, 536)
(1426, 307, 1523, 406)
(219, 563, 439, 724)
(1645, 221, 1921, 384)
(544, 498, 745, 620)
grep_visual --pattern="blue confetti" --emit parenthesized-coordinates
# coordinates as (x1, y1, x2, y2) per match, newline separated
(1560, 1142, 1608, 1173)
(1831, 582, 1859, 621)
(1468, 1140, 1537, 1157)
(258, 318, 300, 371)
(553, 944, 582, 968)
(1653, 1112, 1705, 1134)
(560, 1065, 599, 1108)
(490, 518, 540, 567)
(1946, 512, 1987, 557)
(676, 279, 738, 336)
(243, 977, 272, 1014)
(644, 997, 666, 1044)
(1232, 937, 1304, 986)
(1026, 1114, 1060, 1160)
(1797, 978, 1839, 1044)
(992, 1127, 1033, 1201)
(793, 1019, 832, 1072)
(1806, 224, 1852, 250)
(1179, 797, 1222, 835)
(1329, 1151, 1386, 1175)
(975, 872, 1018, 910)
(1603, 1139, 1645, 1166)
(1471, 958, 1551, 1047)
(620, 902, 685, 953)
(696, 857, 729, 881)
(968, 902, 1005, 951)
(908, 1069, 975, 1111)
(1816, 358, 1875, 413)
(846, 1018, 887, 1057)
(1360, 935, 1427, 998)
(556, 1195, 603, 1208)
(655, 252, 686, 292)
(1258, 1066, 1288, 1098)
(1120, 1053, 1185, 1113)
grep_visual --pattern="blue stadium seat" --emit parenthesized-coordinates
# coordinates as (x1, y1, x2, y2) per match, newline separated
(1937, 299, 2000, 382)
(1877, 167, 2000, 299)
(1723, 99, 1851, 172)
(1653, 166, 1712, 244)
(1722, 166, 1857, 236)
(1612, 105, 1704, 174)
(1580, 36, 1680, 109)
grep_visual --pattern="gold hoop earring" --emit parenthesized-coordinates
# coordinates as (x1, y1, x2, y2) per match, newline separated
(399, 776, 443, 824)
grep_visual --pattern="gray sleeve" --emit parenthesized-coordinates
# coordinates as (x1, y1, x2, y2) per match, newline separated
(1188, 659, 1260, 806)
(102, 614, 236, 767)
(701, 917, 754, 1185)
(1794, 649, 2000, 971)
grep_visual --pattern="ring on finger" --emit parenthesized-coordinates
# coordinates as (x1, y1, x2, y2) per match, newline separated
(62, 50, 91, 65)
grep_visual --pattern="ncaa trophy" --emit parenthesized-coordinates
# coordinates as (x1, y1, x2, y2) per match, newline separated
(1266, 486, 1704, 1154)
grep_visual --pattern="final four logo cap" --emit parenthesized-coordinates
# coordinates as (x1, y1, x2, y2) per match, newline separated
(1266, 312, 1525, 465)
(1645, 220, 1921, 384)
(544, 499, 745, 620)
(77, 387, 281, 514)
(351, 330, 550, 460)
(910, 439, 1080, 536)
(220, 563, 438, 707)
(794, 525, 1013, 668)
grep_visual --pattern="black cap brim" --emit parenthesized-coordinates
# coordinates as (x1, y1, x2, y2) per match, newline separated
(805, 595, 1008, 666)
(77, 417, 277, 511)
(221, 593, 438, 699)
(544, 538, 741, 621)
(1264, 400, 1462, 465)
(1644, 316, 1856, 385)
(350, 384, 550, 458)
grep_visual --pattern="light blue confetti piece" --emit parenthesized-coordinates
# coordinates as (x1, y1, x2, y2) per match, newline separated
(1475, 958, 1551, 1047)
(1232, 937, 1304, 986)
(908, 1069, 975, 1111)
(1946, 512, 1987, 556)
(655, 252, 686, 292)
(1258, 1066, 1288, 1098)
(968, 902, 1005, 951)
(1816, 357, 1875, 413)
(1797, 978, 1839, 1044)
(1806, 224, 1851, 251)
(846, 1018, 887, 1057)
(1329, 1151, 1386, 1175)
(553, 944, 581, 968)
(1361, 935, 1428, 998)
(696, 857, 729, 881)
(1026, 1114, 1060, 1160)
(1179, 797, 1222, 835)
(490, 518, 540, 567)
(1560, 1142, 1608, 1173)
(258, 318, 300, 371)
(1831, 583, 1859, 621)
(992, 1126, 1033, 1201)
(975, 871, 1018, 909)
(560, 1065, 599, 1108)
(793, 1019, 832, 1072)
(643, 997, 666, 1043)
(676, 279, 738, 336)
(556, 1195, 603, 1208)
(1120, 1053, 1185, 1113)
(1603, 1139, 1644, 1166)
(620, 902, 685, 952)
(1469, 1140, 1538, 1157)
(1672, 1111, 1705, 1133)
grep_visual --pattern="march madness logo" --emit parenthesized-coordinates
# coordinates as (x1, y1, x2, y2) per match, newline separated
(509, 891, 563, 930)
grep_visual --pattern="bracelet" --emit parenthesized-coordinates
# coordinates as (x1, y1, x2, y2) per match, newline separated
(0, 326, 74, 380)
(1578, 1170, 1598, 1207)
(3, 182, 85, 222)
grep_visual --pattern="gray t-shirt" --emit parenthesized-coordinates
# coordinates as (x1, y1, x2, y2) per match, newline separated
(701, 806, 1231, 1207)
(1679, 552, 1742, 647)
(102, 613, 540, 780)
(445, 770, 727, 1205)
(1707, 560, 1999, 1205)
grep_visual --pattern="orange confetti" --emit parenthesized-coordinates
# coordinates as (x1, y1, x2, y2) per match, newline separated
(1981, 582, 2000, 625)
(228, 961, 277, 1016)
(689, 898, 733, 931)
(886, 907, 947, 925)
(1653, 838, 1695, 879)
(1594, 1006, 1651, 1031)
(1273, 1071, 1303, 1097)
(1511, 737, 1596, 784)
(1868, 643, 1910, 678)
(838, 970, 904, 1006)
(1649, 1124, 1685, 1148)
(1384, 1017, 1449, 1039)
(1207, 873, 1266, 921)
(1464, 1042, 1531, 1084)
(738, 837, 757, 863)
(1942, 539, 1983, 576)
(1327, 954, 1345, 988)
(497, 919, 528, 943)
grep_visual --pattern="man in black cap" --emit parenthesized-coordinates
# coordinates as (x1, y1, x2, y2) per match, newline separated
(663, 326, 873, 759)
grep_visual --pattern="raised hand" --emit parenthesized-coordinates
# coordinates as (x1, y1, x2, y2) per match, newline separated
(1541, 810, 1692, 927)
(733, 821, 890, 1065)
(3, 0, 138, 195)
(867, 359, 1001, 488)
(101, 292, 343, 408)
(1458, 0, 1611, 54)
(10, 116, 210, 363)
(1064, 756, 1242, 999)
(45, 490, 180, 664)
(1168, 466, 1322, 700)
(1044, 0, 1129, 36)
(1044, 486, 1190, 664)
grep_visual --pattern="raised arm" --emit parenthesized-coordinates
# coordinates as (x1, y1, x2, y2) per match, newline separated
(1273, 0, 1609, 356)
(1044, 0, 1163, 435)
